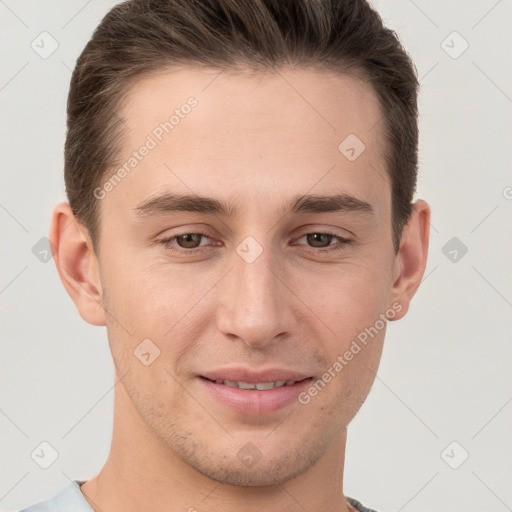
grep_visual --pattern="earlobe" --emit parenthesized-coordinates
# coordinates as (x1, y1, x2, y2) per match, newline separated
(50, 202, 107, 326)
(388, 199, 431, 321)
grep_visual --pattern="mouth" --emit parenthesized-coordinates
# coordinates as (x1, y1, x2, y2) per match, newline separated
(200, 377, 304, 390)
(198, 373, 314, 415)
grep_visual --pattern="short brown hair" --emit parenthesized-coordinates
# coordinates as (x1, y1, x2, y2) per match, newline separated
(65, 0, 419, 254)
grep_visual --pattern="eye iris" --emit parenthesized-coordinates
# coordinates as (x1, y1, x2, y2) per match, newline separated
(177, 233, 202, 248)
(307, 233, 332, 248)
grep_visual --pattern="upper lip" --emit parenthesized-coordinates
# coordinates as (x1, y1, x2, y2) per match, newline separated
(200, 368, 311, 383)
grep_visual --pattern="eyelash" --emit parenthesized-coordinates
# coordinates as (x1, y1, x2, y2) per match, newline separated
(157, 230, 353, 255)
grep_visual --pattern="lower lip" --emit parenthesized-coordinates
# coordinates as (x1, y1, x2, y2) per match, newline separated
(198, 377, 313, 415)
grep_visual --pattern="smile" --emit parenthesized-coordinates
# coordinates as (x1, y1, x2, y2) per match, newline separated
(198, 375, 314, 415)
(203, 378, 299, 390)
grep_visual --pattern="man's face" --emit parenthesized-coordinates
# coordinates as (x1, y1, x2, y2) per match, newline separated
(94, 67, 400, 485)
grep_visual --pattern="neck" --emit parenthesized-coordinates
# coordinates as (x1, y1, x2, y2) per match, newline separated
(80, 381, 353, 512)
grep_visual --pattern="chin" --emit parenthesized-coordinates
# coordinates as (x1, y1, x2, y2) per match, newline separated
(170, 434, 326, 487)
(189, 456, 311, 487)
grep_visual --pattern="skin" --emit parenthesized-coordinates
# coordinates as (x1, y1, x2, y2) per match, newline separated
(51, 67, 430, 512)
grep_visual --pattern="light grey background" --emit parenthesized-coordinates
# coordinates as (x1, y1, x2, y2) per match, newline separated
(1, 1, 511, 511)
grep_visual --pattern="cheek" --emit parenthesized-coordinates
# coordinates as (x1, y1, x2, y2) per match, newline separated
(101, 260, 210, 375)
(299, 263, 390, 417)
(102, 255, 189, 331)
(300, 261, 391, 344)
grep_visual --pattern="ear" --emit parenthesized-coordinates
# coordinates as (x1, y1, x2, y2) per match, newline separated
(388, 199, 431, 321)
(49, 202, 106, 326)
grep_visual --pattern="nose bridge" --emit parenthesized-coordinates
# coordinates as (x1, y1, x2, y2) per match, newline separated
(217, 237, 292, 347)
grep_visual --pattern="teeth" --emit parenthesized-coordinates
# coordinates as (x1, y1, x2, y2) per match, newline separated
(212, 379, 297, 389)
(255, 382, 275, 390)
(238, 381, 256, 390)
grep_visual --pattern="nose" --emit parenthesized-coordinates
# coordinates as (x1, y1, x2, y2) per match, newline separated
(216, 241, 296, 349)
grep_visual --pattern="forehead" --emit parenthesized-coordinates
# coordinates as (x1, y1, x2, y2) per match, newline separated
(103, 66, 390, 221)
(121, 65, 384, 148)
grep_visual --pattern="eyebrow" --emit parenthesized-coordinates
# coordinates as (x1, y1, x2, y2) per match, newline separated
(132, 192, 374, 218)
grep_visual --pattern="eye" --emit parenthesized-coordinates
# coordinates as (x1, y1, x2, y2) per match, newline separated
(293, 231, 353, 253)
(158, 232, 214, 253)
